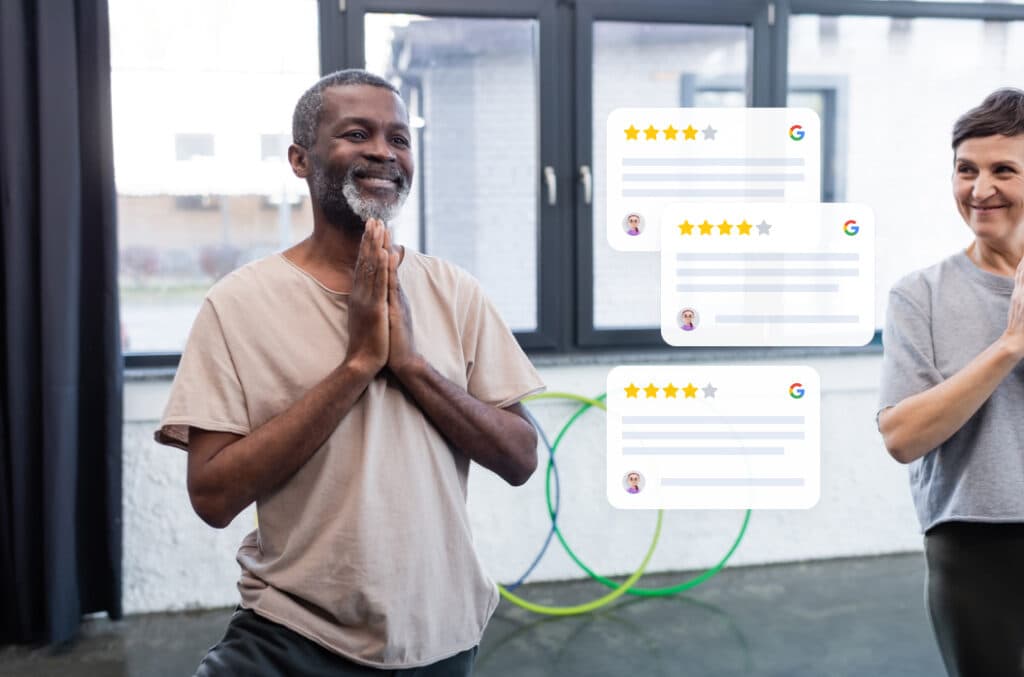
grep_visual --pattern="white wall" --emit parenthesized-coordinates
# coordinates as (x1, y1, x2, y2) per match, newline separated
(122, 352, 920, 615)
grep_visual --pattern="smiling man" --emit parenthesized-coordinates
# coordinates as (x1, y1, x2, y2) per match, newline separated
(155, 69, 544, 676)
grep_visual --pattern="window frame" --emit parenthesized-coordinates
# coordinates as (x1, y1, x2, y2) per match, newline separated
(123, 0, 1024, 369)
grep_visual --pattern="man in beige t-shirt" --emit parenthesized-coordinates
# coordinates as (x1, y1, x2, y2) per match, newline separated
(155, 69, 544, 676)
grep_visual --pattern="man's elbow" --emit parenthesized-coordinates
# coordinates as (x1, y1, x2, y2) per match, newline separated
(504, 425, 538, 486)
(187, 482, 234, 529)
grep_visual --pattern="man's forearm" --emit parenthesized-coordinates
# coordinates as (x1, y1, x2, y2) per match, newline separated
(190, 359, 377, 526)
(390, 355, 538, 486)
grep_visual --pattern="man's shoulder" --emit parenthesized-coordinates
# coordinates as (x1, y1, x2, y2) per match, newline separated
(204, 253, 289, 306)
(404, 249, 479, 294)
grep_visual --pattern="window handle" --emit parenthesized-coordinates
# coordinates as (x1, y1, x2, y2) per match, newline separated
(544, 166, 557, 206)
(579, 165, 592, 205)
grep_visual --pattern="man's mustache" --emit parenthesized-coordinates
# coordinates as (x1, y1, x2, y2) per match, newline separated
(348, 164, 409, 192)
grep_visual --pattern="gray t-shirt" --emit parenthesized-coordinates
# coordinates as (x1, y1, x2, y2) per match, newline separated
(879, 250, 1024, 533)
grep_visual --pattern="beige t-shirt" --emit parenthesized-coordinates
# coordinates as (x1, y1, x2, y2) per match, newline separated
(155, 250, 544, 668)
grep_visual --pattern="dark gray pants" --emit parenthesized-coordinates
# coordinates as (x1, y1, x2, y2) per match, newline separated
(195, 608, 478, 677)
(925, 521, 1024, 677)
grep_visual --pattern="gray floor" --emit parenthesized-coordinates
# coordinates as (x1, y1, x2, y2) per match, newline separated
(0, 553, 945, 677)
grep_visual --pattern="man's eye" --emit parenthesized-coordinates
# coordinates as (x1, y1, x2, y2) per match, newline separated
(344, 131, 368, 140)
(392, 137, 410, 147)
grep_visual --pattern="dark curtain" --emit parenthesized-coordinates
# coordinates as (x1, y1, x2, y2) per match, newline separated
(0, 0, 123, 645)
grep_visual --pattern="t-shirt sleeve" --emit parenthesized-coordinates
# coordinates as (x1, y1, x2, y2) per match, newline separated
(878, 286, 944, 417)
(154, 298, 251, 451)
(458, 275, 545, 408)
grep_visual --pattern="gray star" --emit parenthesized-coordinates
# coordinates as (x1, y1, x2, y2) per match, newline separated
(702, 383, 718, 398)
(701, 125, 718, 140)
(756, 219, 772, 235)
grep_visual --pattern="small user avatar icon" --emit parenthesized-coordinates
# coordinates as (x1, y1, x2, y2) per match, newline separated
(679, 307, 699, 331)
(623, 213, 644, 236)
(623, 471, 645, 494)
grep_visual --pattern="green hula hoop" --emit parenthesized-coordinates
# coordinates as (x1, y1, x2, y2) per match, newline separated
(526, 391, 752, 599)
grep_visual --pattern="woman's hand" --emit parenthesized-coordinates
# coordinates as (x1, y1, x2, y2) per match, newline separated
(1001, 256, 1024, 361)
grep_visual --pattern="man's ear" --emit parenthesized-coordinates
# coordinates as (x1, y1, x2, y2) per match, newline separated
(288, 143, 311, 179)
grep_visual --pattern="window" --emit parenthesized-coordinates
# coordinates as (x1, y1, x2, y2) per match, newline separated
(116, 0, 1024, 365)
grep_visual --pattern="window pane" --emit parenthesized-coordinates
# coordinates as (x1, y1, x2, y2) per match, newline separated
(366, 14, 540, 332)
(789, 14, 1024, 329)
(592, 22, 751, 330)
(111, 0, 320, 353)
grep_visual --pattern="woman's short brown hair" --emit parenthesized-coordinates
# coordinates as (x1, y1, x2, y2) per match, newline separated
(952, 88, 1024, 151)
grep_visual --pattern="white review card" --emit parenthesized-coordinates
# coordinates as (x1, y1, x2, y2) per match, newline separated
(660, 202, 875, 347)
(607, 365, 820, 510)
(607, 107, 821, 252)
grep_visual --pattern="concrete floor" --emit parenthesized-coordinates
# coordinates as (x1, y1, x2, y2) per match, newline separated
(0, 553, 945, 677)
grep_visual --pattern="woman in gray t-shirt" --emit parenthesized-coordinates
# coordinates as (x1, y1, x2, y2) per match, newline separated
(878, 89, 1024, 677)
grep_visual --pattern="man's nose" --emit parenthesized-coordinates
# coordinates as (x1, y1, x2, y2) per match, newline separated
(363, 133, 396, 162)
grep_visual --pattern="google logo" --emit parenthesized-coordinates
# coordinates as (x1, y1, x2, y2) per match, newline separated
(789, 383, 806, 399)
(843, 219, 860, 236)
(789, 125, 805, 141)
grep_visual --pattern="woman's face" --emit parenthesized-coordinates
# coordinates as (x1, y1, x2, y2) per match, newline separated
(628, 473, 640, 487)
(953, 134, 1024, 243)
(682, 310, 694, 325)
(628, 215, 640, 229)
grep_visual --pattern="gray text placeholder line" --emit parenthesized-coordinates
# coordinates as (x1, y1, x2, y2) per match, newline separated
(676, 253, 860, 262)
(622, 446, 785, 455)
(677, 269, 859, 277)
(677, 284, 840, 292)
(623, 158, 806, 167)
(621, 431, 804, 440)
(622, 416, 805, 424)
(623, 189, 785, 198)
(715, 314, 859, 323)
(623, 173, 805, 182)
(661, 478, 806, 487)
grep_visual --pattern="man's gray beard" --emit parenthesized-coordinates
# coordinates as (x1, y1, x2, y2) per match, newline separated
(311, 163, 409, 225)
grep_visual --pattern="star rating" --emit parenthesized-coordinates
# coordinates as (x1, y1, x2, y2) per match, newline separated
(663, 125, 678, 140)
(678, 220, 694, 236)
(624, 125, 640, 140)
(622, 123, 716, 141)
(737, 220, 752, 235)
(683, 125, 698, 140)
(677, 217, 772, 236)
(643, 125, 659, 140)
(718, 220, 732, 235)
(702, 125, 718, 140)
(622, 381, 720, 400)
(757, 219, 772, 235)
(698, 220, 713, 235)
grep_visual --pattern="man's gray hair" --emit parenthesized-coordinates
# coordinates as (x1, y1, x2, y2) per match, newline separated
(291, 69, 400, 148)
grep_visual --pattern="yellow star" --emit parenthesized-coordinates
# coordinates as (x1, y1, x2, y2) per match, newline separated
(678, 220, 694, 236)
(663, 125, 679, 140)
(683, 125, 698, 140)
(698, 220, 713, 235)
(663, 383, 679, 398)
(644, 125, 659, 140)
(683, 382, 699, 398)
(644, 383, 660, 398)
(624, 125, 639, 140)
(737, 220, 753, 235)
(625, 383, 639, 398)
(718, 220, 732, 235)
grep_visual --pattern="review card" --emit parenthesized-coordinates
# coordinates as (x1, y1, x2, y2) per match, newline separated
(607, 107, 821, 252)
(660, 202, 875, 347)
(608, 365, 820, 510)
